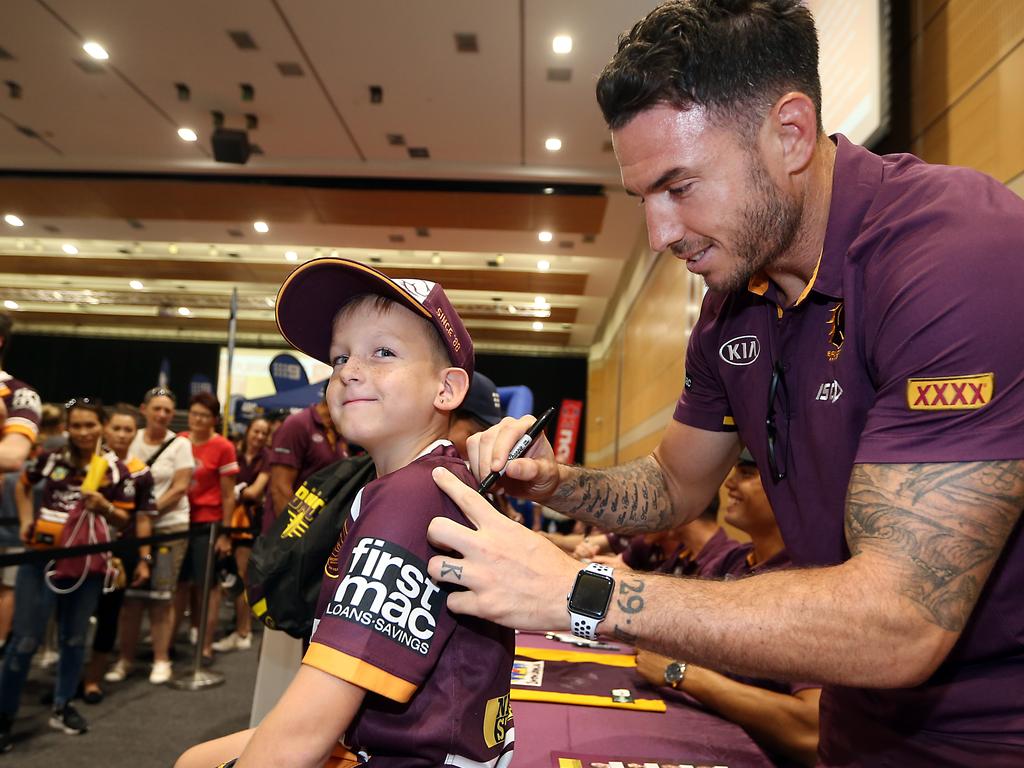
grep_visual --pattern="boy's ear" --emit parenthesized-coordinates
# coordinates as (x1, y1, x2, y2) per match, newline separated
(434, 367, 470, 414)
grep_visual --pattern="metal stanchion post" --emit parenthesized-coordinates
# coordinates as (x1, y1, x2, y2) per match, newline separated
(171, 523, 225, 691)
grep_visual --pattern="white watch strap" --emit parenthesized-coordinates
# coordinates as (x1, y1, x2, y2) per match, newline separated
(569, 562, 614, 640)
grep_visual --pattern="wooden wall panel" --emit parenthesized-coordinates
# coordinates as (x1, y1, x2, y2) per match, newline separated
(617, 255, 689, 441)
(584, 332, 621, 468)
(911, 0, 1024, 136)
(617, 429, 664, 465)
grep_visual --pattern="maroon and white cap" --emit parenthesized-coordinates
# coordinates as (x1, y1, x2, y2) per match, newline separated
(276, 257, 474, 378)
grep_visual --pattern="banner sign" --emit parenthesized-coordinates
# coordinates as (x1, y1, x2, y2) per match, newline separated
(553, 399, 583, 464)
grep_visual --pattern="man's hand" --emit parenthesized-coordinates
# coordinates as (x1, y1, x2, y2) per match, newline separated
(635, 649, 676, 688)
(573, 540, 600, 560)
(82, 490, 111, 515)
(465, 415, 561, 501)
(427, 466, 580, 630)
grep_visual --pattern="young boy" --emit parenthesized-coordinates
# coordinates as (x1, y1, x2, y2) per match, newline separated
(177, 258, 515, 768)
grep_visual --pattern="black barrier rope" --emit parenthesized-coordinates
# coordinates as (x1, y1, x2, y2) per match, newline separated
(0, 523, 252, 568)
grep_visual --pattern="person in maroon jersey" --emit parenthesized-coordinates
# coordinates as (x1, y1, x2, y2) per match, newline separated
(176, 258, 514, 768)
(0, 311, 40, 474)
(0, 398, 135, 750)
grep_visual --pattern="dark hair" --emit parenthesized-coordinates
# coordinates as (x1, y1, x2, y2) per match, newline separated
(188, 391, 220, 416)
(109, 403, 141, 425)
(143, 386, 177, 405)
(596, 0, 821, 136)
(65, 397, 108, 424)
(699, 491, 720, 523)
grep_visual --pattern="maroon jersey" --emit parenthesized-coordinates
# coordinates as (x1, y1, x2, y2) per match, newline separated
(23, 447, 137, 546)
(0, 370, 41, 445)
(121, 456, 156, 534)
(305, 441, 514, 767)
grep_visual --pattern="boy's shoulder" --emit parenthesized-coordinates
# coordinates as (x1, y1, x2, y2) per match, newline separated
(357, 441, 471, 524)
(375, 440, 472, 493)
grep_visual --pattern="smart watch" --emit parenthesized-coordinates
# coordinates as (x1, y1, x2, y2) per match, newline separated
(664, 660, 687, 689)
(566, 562, 615, 640)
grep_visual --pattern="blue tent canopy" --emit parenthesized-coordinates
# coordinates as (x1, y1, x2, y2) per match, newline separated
(234, 379, 327, 422)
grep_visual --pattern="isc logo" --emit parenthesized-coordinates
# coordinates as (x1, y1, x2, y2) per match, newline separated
(325, 537, 441, 655)
(719, 335, 760, 366)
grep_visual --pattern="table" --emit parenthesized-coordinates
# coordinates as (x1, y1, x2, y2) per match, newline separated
(510, 633, 775, 767)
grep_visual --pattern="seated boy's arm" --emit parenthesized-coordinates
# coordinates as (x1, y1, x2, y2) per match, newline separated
(236, 665, 366, 768)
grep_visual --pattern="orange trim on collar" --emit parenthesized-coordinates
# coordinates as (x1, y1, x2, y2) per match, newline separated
(747, 272, 770, 295)
(793, 249, 824, 307)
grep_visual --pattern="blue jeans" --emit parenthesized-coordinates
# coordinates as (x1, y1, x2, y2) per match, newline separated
(0, 561, 103, 714)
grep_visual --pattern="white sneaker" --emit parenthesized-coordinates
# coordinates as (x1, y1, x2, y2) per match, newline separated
(188, 626, 198, 646)
(212, 632, 252, 652)
(104, 659, 132, 683)
(149, 660, 173, 685)
(38, 649, 60, 669)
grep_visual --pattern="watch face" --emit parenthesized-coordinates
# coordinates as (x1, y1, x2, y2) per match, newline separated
(665, 662, 683, 684)
(569, 570, 614, 619)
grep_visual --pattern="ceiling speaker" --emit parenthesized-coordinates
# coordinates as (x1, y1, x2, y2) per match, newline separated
(211, 128, 251, 164)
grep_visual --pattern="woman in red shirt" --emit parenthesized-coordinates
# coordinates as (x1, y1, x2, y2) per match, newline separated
(177, 392, 237, 664)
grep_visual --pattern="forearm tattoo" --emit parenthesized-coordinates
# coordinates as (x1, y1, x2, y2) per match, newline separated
(611, 576, 646, 644)
(551, 457, 673, 533)
(845, 461, 1024, 632)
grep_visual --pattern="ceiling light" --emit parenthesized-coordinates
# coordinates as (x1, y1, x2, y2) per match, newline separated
(329, 250, 338, 258)
(538, 259, 550, 272)
(3, 214, 24, 227)
(265, 297, 275, 307)
(253, 220, 269, 233)
(209, 245, 219, 256)
(129, 280, 144, 290)
(177, 127, 198, 142)
(538, 231, 553, 243)
(168, 243, 178, 254)
(544, 137, 562, 152)
(285, 250, 298, 261)
(82, 41, 109, 60)
(177, 306, 191, 316)
(62, 243, 78, 255)
(431, 255, 442, 265)
(552, 35, 572, 54)
(532, 321, 544, 331)
(542, 187, 554, 195)
(3, 300, 19, 310)
(508, 305, 518, 314)
(534, 295, 548, 307)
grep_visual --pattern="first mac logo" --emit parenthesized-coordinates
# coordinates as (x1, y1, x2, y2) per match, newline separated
(326, 537, 441, 656)
(719, 335, 760, 366)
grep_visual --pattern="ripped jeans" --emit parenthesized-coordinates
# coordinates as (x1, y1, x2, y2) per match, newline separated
(0, 561, 103, 715)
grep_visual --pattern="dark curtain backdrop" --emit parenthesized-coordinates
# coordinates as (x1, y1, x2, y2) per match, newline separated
(5, 333, 220, 407)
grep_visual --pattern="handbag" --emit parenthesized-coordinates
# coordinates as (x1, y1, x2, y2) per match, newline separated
(44, 499, 115, 594)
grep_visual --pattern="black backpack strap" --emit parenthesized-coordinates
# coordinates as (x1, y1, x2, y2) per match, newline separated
(145, 436, 178, 467)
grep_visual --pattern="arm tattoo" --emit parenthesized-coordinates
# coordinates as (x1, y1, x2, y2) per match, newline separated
(610, 577, 646, 643)
(845, 461, 1024, 632)
(550, 457, 673, 533)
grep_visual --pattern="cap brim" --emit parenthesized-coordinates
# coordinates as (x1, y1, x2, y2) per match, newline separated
(276, 258, 433, 364)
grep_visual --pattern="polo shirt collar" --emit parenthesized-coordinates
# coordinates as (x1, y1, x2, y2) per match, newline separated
(746, 134, 881, 306)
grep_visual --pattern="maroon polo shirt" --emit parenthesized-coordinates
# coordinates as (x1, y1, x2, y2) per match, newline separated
(675, 135, 1024, 764)
(262, 404, 348, 533)
(305, 441, 514, 766)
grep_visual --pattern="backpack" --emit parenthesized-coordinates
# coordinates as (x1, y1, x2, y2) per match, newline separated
(246, 453, 375, 639)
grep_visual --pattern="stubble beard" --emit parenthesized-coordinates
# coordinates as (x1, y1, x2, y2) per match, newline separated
(708, 155, 803, 294)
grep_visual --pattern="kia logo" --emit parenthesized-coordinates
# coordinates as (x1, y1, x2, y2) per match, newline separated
(719, 335, 760, 366)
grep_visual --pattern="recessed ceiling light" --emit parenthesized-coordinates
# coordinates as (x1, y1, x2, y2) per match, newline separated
(177, 306, 191, 316)
(552, 35, 572, 54)
(265, 297, 275, 307)
(82, 41, 109, 61)
(285, 250, 298, 261)
(253, 220, 269, 233)
(61, 243, 78, 255)
(329, 250, 338, 258)
(538, 231, 553, 243)
(431, 255, 442, 265)
(3, 214, 24, 227)
(534, 295, 548, 307)
(542, 187, 554, 195)
(177, 127, 198, 142)
(209, 245, 219, 256)
(168, 243, 178, 254)
(508, 305, 518, 314)
(538, 259, 550, 272)
(544, 137, 562, 152)
(129, 280, 144, 290)
(532, 321, 544, 331)
(3, 300, 19, 310)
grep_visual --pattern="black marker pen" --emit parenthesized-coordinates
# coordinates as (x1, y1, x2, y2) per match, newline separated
(477, 406, 557, 494)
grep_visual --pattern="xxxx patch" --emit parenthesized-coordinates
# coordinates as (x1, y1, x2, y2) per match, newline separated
(907, 373, 994, 411)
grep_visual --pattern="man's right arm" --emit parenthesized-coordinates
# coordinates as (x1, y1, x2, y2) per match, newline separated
(469, 416, 739, 534)
(269, 464, 299, 517)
